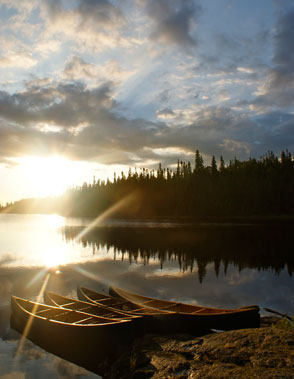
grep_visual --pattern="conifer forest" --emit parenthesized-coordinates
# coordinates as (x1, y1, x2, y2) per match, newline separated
(3, 150, 294, 220)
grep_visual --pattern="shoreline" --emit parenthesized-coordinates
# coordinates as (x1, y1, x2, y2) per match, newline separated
(2, 211, 294, 226)
(102, 317, 294, 378)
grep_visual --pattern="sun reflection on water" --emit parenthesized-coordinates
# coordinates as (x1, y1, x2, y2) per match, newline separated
(42, 251, 63, 269)
(0, 214, 101, 268)
(46, 214, 65, 230)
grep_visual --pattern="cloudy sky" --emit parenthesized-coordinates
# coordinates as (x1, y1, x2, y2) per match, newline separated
(0, 0, 293, 203)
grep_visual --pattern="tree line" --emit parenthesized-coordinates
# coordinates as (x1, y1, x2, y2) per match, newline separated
(2, 149, 294, 219)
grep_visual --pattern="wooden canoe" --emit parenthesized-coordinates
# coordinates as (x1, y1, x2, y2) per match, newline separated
(11, 295, 136, 368)
(78, 286, 259, 332)
(77, 286, 208, 334)
(44, 291, 142, 325)
(109, 286, 260, 330)
(77, 286, 171, 315)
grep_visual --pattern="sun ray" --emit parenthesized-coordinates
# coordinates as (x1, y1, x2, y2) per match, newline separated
(72, 265, 110, 286)
(12, 193, 137, 362)
(75, 193, 135, 241)
(14, 272, 51, 358)
(25, 268, 48, 288)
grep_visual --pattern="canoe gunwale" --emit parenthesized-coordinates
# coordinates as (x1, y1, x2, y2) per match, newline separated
(109, 286, 260, 316)
(77, 286, 175, 316)
(11, 296, 132, 327)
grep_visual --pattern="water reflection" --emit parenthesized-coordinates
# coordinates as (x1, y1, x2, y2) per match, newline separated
(0, 214, 294, 377)
(0, 214, 101, 268)
(62, 224, 294, 282)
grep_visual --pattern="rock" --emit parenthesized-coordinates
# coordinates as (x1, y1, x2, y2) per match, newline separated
(102, 322, 294, 378)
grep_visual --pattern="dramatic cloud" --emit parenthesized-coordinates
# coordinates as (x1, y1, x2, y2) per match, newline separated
(0, 80, 115, 128)
(77, 0, 125, 29)
(43, 0, 125, 28)
(273, 10, 294, 68)
(249, 9, 294, 112)
(63, 56, 136, 84)
(0, 1, 293, 200)
(1, 74, 293, 167)
(142, 0, 201, 49)
(40, 0, 128, 50)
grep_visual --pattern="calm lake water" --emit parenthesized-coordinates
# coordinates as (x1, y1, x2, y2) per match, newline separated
(0, 213, 293, 378)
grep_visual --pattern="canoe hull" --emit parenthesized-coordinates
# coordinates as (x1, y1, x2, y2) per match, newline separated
(77, 287, 212, 334)
(44, 291, 145, 332)
(109, 286, 260, 331)
(11, 296, 136, 373)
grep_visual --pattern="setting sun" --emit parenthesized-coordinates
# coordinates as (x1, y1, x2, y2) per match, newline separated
(0, 155, 126, 204)
(20, 156, 74, 197)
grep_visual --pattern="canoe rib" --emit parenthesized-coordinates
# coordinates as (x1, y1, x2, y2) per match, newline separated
(77, 286, 169, 315)
(77, 286, 201, 334)
(44, 291, 141, 321)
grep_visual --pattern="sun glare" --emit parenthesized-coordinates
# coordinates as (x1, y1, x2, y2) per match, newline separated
(46, 214, 65, 229)
(41, 248, 67, 268)
(19, 156, 75, 198)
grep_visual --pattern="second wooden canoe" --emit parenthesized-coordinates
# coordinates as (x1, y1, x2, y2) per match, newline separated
(109, 286, 260, 330)
(77, 286, 211, 334)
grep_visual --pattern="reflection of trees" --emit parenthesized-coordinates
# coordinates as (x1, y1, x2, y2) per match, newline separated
(62, 225, 294, 282)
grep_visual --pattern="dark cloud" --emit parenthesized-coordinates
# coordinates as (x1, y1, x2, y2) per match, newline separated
(77, 0, 125, 30)
(249, 9, 294, 112)
(273, 10, 294, 68)
(155, 107, 294, 162)
(0, 119, 71, 159)
(195, 28, 270, 75)
(43, 0, 125, 31)
(143, 0, 201, 49)
(0, 79, 165, 163)
(0, 74, 293, 167)
(0, 81, 115, 127)
(251, 69, 294, 111)
(156, 108, 176, 118)
(44, 0, 63, 22)
(63, 56, 95, 80)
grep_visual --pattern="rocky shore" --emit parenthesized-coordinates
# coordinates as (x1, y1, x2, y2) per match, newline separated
(102, 317, 294, 379)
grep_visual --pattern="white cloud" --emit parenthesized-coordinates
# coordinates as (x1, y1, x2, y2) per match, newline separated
(63, 56, 136, 85)
(0, 51, 37, 68)
(237, 67, 255, 74)
(39, 0, 131, 52)
(220, 139, 251, 155)
(218, 90, 231, 102)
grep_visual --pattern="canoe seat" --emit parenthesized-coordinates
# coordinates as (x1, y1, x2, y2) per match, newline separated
(160, 304, 178, 310)
(93, 297, 114, 303)
(73, 316, 96, 324)
(141, 299, 175, 308)
(191, 308, 206, 314)
(35, 308, 69, 319)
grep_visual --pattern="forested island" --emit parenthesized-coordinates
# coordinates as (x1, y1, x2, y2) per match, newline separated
(2, 150, 294, 220)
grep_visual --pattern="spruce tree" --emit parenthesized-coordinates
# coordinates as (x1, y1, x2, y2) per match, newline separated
(195, 150, 204, 171)
(211, 155, 217, 174)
